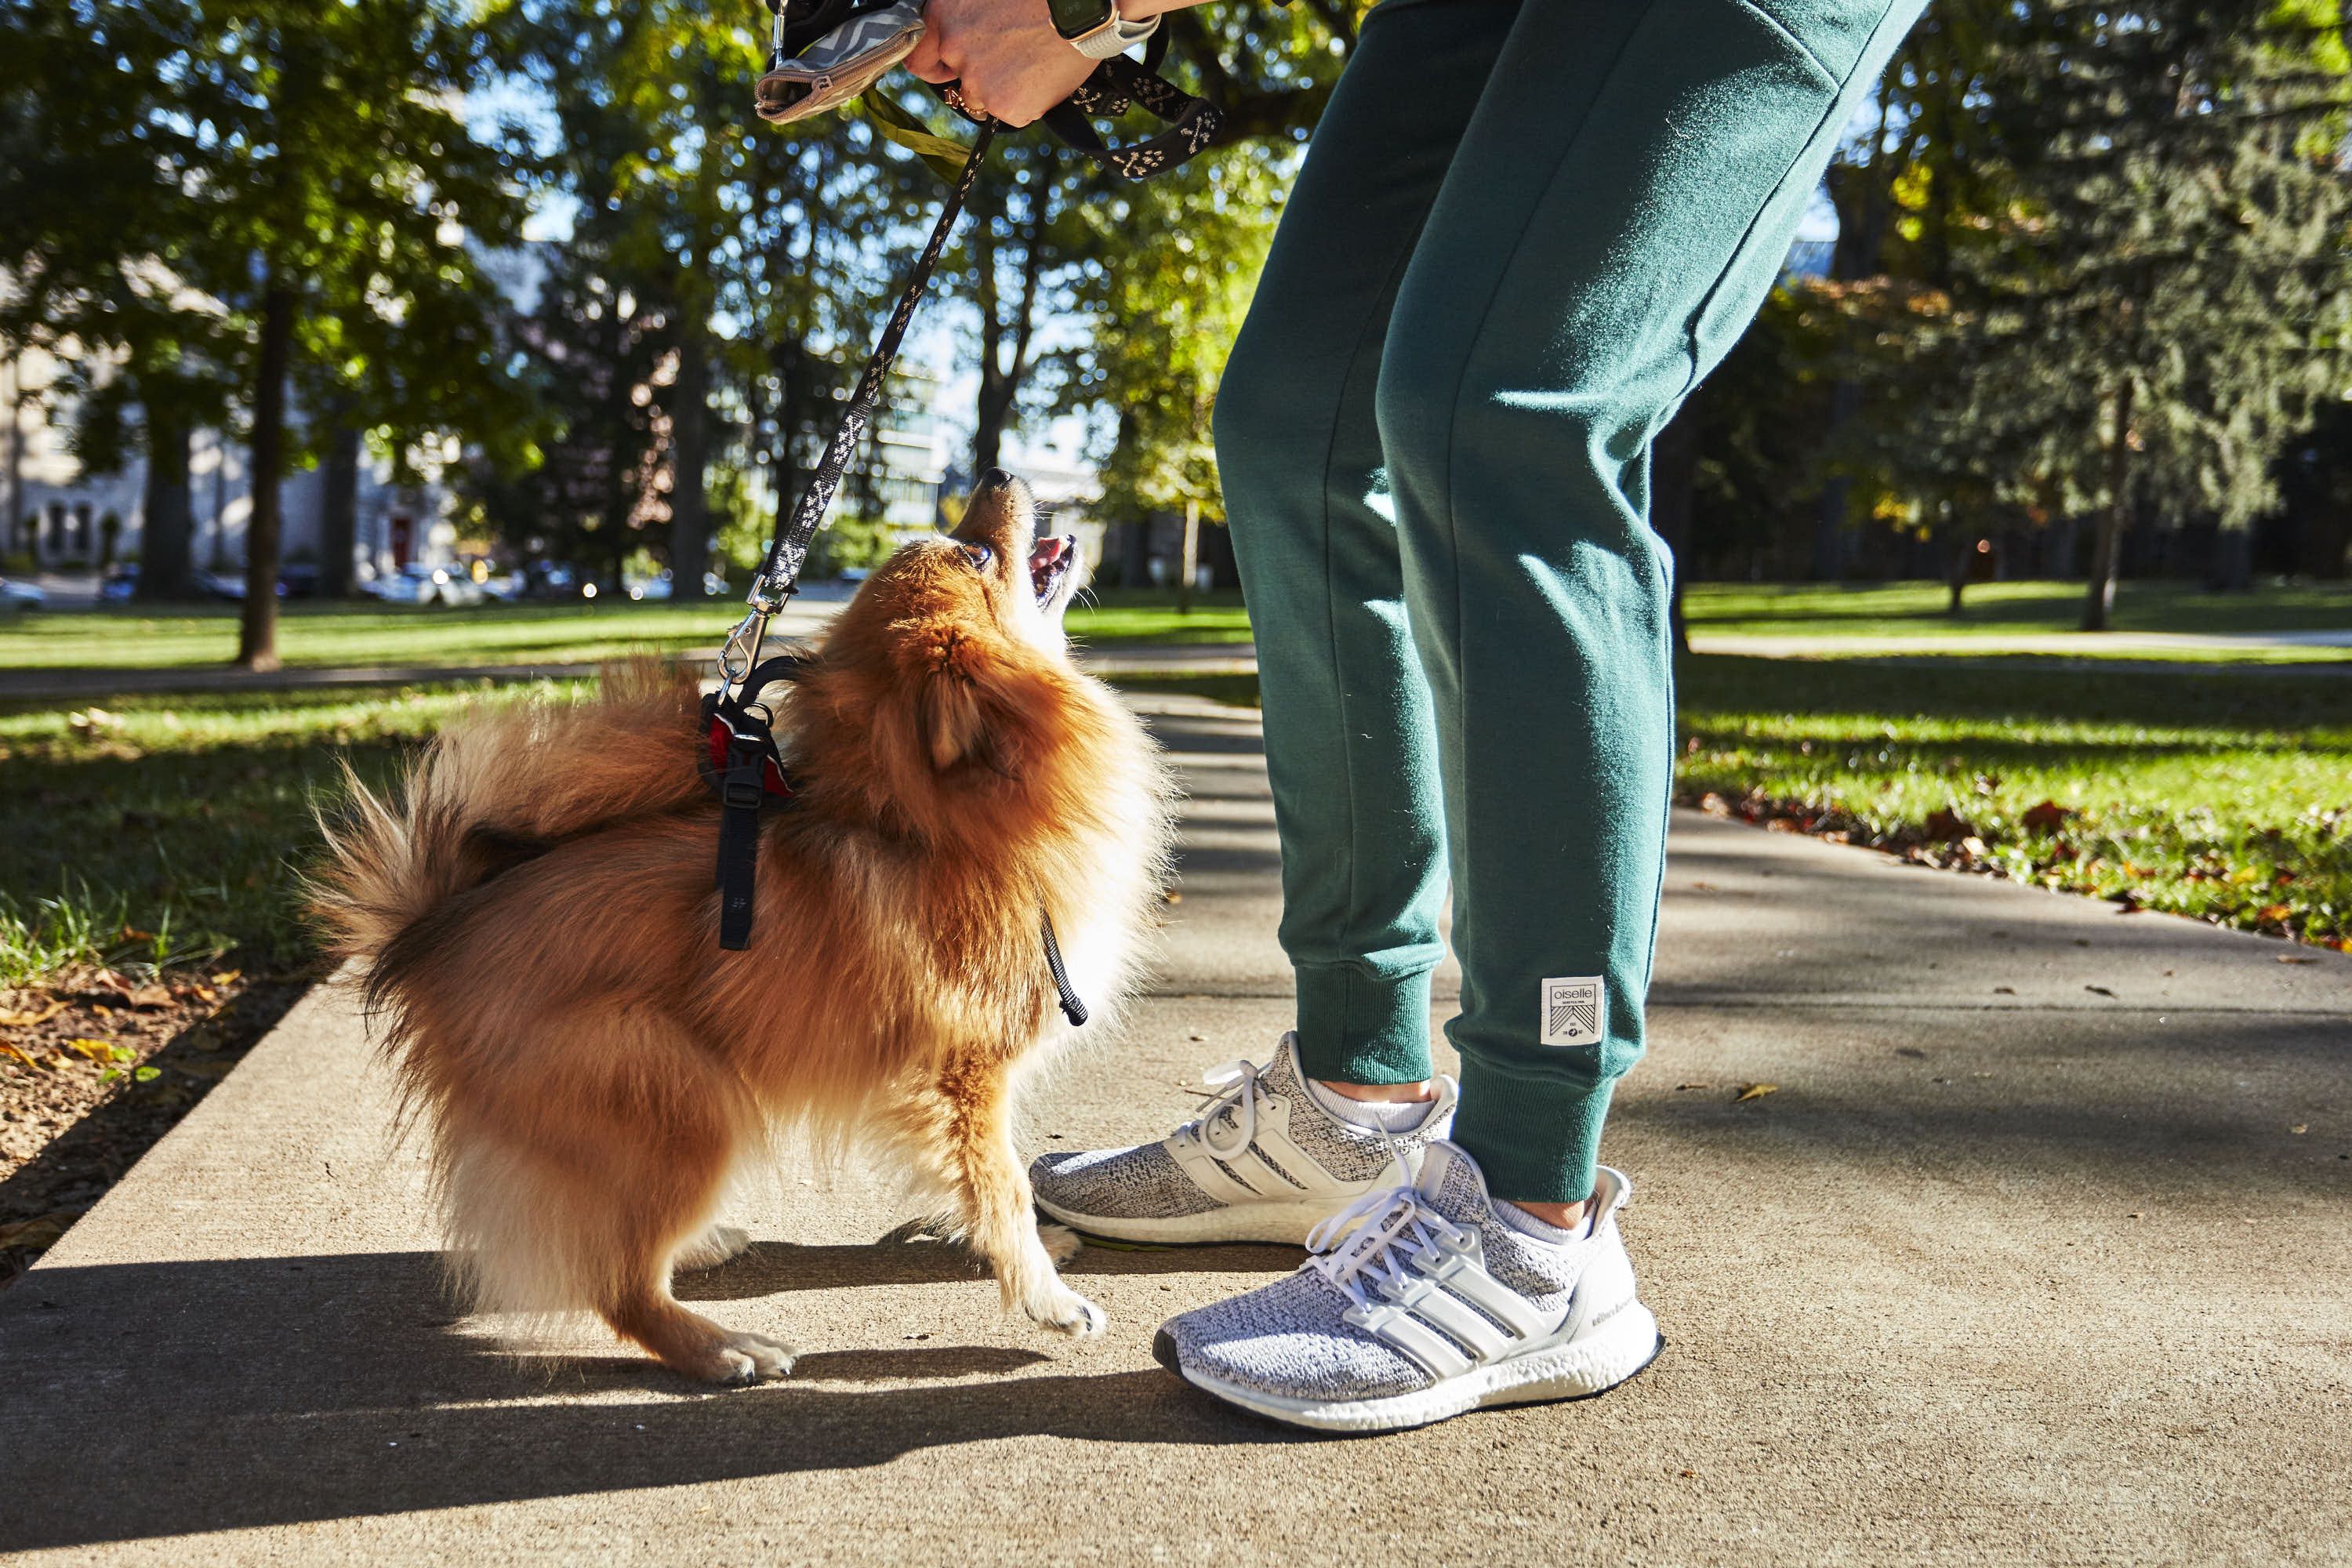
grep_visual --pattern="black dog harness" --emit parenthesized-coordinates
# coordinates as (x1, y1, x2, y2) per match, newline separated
(699, 655, 1087, 1028)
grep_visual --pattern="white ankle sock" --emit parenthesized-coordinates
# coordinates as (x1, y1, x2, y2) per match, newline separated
(1491, 1196, 1595, 1245)
(1302, 1076, 1437, 1133)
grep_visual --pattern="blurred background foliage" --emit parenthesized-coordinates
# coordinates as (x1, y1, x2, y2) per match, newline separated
(5, 0, 2352, 655)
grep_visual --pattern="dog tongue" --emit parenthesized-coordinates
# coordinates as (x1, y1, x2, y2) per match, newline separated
(1029, 536, 1069, 593)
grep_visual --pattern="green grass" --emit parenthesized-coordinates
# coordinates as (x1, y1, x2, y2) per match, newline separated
(0, 681, 589, 986)
(1114, 659, 2352, 947)
(0, 601, 731, 673)
(1068, 590, 1253, 646)
(1683, 579, 2352, 643)
(4, 645, 2344, 991)
(0, 589, 1254, 674)
(1675, 657, 2352, 946)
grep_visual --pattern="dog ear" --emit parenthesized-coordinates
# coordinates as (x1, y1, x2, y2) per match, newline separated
(920, 668, 986, 770)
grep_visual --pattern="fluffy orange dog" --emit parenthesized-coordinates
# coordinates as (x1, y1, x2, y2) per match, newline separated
(314, 472, 1171, 1382)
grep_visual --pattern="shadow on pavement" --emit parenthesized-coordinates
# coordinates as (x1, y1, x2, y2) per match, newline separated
(2, 1246, 1296, 1554)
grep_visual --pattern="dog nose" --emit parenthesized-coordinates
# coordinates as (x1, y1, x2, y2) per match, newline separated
(976, 467, 1013, 492)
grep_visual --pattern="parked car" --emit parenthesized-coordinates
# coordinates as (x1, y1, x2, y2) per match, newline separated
(197, 568, 313, 601)
(0, 576, 44, 611)
(100, 564, 137, 603)
(366, 563, 487, 608)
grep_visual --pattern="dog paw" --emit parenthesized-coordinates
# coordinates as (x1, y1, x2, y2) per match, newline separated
(1023, 1285, 1107, 1339)
(1036, 1221, 1084, 1265)
(675, 1223, 752, 1272)
(704, 1329, 797, 1385)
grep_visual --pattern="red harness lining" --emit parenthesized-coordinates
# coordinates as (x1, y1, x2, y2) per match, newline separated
(706, 714, 793, 797)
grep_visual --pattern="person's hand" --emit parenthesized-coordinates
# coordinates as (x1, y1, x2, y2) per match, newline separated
(905, 0, 1097, 127)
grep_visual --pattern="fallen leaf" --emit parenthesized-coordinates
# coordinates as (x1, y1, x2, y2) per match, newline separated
(1, 1042, 45, 1070)
(1922, 808, 1973, 843)
(1674, 1082, 1713, 1091)
(2085, 985, 2117, 998)
(0, 1000, 67, 1028)
(126, 985, 171, 1008)
(210, 969, 242, 986)
(1992, 985, 2017, 995)
(2291, 1124, 2308, 1134)
(0, 1212, 74, 1251)
(1733, 1083, 1778, 1102)
(2020, 799, 2071, 833)
(2278, 955, 2316, 965)
(64, 1038, 115, 1060)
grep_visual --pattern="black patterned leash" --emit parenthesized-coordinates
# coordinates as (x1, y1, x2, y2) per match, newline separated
(717, 119, 999, 701)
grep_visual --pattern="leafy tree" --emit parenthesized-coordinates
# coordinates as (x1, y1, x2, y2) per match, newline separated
(190, 0, 531, 663)
(0, 0, 238, 601)
(1956, 3, 2352, 627)
(1058, 145, 1278, 605)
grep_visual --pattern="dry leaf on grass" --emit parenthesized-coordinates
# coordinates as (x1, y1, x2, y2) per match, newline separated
(1733, 1083, 1778, 1102)
(0, 1212, 74, 1250)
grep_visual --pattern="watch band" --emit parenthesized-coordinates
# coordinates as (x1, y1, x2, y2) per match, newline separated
(1066, 5, 1158, 60)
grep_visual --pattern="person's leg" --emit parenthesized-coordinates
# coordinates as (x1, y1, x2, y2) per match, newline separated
(1376, 0, 1928, 1207)
(1027, 0, 1520, 1247)
(1156, 0, 1927, 1433)
(1212, 0, 1524, 1092)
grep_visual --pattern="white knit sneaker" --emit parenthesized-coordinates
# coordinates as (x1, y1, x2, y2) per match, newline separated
(1153, 1141, 1661, 1432)
(1028, 1034, 1457, 1245)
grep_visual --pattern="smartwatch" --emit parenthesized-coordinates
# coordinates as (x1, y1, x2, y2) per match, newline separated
(1047, 0, 1159, 60)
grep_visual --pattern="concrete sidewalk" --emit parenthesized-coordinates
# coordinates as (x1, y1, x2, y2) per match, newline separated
(4, 695, 2349, 1565)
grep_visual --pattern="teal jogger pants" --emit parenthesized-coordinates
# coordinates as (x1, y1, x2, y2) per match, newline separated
(1214, 0, 1926, 1201)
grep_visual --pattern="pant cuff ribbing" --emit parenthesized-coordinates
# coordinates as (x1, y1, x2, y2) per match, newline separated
(1449, 1057, 1617, 1204)
(1292, 964, 1434, 1087)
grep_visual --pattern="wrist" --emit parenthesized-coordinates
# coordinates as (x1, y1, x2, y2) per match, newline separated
(1049, 0, 1160, 56)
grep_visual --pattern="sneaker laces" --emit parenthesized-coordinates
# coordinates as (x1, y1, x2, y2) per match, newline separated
(1304, 1183, 1469, 1314)
(1174, 1058, 1263, 1161)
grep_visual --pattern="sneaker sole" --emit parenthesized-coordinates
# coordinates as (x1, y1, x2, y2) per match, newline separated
(1157, 1304, 1664, 1434)
(1035, 1195, 1344, 1247)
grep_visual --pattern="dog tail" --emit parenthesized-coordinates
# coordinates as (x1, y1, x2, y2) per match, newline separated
(310, 659, 708, 978)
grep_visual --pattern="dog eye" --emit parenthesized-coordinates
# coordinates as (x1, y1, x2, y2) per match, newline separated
(959, 543, 994, 571)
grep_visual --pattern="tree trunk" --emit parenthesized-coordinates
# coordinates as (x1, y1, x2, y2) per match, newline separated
(136, 408, 197, 600)
(669, 312, 713, 601)
(1177, 495, 1202, 613)
(2082, 380, 2134, 633)
(1946, 529, 1980, 615)
(1650, 397, 1700, 654)
(1809, 379, 1862, 583)
(237, 281, 296, 670)
(319, 418, 361, 598)
(970, 187, 1047, 480)
(2207, 524, 2252, 593)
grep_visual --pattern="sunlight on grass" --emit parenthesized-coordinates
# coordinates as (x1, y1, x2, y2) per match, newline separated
(0, 681, 592, 986)
(1676, 658, 2352, 945)
(1683, 579, 2352, 641)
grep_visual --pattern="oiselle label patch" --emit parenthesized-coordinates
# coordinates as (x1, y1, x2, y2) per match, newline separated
(1541, 977, 1604, 1047)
